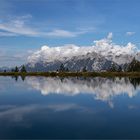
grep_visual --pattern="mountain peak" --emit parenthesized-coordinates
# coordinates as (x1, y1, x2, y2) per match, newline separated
(27, 33, 139, 71)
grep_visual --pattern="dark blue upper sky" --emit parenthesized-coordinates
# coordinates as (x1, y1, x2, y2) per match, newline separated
(0, 0, 140, 66)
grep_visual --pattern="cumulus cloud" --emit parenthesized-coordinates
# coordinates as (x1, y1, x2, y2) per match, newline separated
(107, 32, 113, 39)
(93, 33, 136, 56)
(126, 32, 135, 36)
(28, 33, 137, 65)
(28, 44, 93, 64)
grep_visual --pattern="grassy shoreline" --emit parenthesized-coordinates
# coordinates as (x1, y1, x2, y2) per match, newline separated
(0, 72, 140, 77)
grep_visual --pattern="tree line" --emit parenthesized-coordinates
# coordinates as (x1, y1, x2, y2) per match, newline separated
(58, 58, 140, 72)
(62, 57, 140, 72)
(10, 65, 27, 73)
(2, 57, 140, 73)
(108, 58, 140, 72)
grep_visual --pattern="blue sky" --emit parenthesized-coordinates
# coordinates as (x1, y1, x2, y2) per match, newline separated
(0, 0, 140, 66)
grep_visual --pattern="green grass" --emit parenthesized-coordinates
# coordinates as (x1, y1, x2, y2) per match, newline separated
(0, 71, 140, 77)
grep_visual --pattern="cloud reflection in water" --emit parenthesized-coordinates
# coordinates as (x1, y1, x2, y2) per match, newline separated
(26, 77, 140, 103)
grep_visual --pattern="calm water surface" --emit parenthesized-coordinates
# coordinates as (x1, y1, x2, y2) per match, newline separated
(0, 76, 140, 139)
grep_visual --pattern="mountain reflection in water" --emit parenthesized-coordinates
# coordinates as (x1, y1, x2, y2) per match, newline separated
(1, 76, 140, 139)
(24, 77, 140, 106)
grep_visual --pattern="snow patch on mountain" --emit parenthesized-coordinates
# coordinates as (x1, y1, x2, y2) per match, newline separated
(28, 33, 138, 66)
(28, 44, 94, 66)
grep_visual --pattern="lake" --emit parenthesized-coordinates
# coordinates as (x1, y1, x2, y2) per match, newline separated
(0, 76, 140, 139)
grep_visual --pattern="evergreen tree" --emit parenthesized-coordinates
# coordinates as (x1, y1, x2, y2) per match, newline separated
(123, 63, 129, 72)
(20, 65, 27, 73)
(11, 68, 15, 72)
(65, 68, 69, 72)
(82, 66, 87, 72)
(109, 63, 117, 72)
(127, 57, 140, 72)
(14, 66, 19, 72)
(59, 64, 65, 72)
(117, 66, 122, 72)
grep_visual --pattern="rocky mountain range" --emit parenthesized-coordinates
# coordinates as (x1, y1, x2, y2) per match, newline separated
(26, 50, 140, 72)
(24, 33, 140, 72)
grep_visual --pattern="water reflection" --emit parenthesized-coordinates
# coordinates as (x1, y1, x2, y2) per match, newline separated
(11, 75, 19, 81)
(11, 75, 26, 82)
(129, 78, 140, 89)
(26, 77, 140, 106)
(1, 76, 140, 138)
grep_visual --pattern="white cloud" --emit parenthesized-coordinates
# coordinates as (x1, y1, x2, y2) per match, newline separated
(126, 32, 135, 36)
(28, 44, 93, 63)
(0, 15, 38, 37)
(28, 33, 137, 65)
(45, 29, 87, 37)
(107, 32, 113, 39)
(0, 15, 90, 38)
(93, 33, 136, 56)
